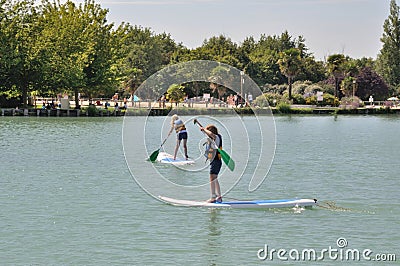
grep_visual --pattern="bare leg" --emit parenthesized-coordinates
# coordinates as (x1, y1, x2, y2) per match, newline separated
(213, 174, 221, 198)
(182, 138, 188, 159)
(210, 174, 216, 198)
(209, 174, 221, 200)
(173, 139, 181, 160)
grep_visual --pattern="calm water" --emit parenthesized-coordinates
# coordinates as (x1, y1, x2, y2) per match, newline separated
(0, 115, 399, 265)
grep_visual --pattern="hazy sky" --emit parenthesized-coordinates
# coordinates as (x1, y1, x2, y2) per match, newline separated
(78, 0, 390, 60)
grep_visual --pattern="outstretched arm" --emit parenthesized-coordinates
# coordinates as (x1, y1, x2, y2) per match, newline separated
(168, 124, 174, 135)
(200, 127, 216, 140)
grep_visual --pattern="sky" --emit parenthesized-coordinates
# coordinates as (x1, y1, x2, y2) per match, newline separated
(76, 0, 390, 61)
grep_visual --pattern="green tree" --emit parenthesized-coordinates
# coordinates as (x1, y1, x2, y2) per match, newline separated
(297, 57, 326, 83)
(190, 35, 240, 68)
(245, 31, 314, 87)
(237, 36, 256, 70)
(38, 0, 114, 107)
(209, 65, 233, 100)
(166, 84, 185, 106)
(338, 58, 360, 98)
(340, 76, 357, 98)
(0, 0, 43, 107)
(326, 54, 346, 98)
(113, 23, 178, 98)
(80, 0, 115, 100)
(0, 0, 12, 92)
(278, 48, 302, 99)
(376, 0, 400, 89)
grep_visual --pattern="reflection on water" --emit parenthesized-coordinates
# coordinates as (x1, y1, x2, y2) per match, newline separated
(208, 209, 221, 237)
(206, 209, 222, 266)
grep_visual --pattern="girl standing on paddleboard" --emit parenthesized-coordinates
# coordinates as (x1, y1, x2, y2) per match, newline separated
(168, 114, 188, 160)
(201, 124, 223, 203)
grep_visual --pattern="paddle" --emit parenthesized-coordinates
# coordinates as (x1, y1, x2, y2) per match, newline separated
(149, 135, 170, 162)
(194, 119, 235, 171)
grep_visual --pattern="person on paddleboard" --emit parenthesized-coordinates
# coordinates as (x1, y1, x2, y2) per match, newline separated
(168, 114, 188, 160)
(200, 124, 223, 203)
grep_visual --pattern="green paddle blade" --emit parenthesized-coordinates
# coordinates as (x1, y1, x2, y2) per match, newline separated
(218, 148, 235, 171)
(149, 149, 160, 162)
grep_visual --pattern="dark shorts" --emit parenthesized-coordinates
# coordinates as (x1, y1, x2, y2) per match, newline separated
(178, 131, 187, 140)
(210, 159, 222, 175)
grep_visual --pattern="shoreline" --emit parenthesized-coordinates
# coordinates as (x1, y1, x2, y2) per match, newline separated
(1, 106, 400, 117)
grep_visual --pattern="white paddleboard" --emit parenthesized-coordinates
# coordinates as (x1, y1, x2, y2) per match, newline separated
(157, 152, 195, 165)
(159, 196, 317, 209)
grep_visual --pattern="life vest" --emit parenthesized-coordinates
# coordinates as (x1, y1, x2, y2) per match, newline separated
(204, 134, 222, 161)
(174, 119, 186, 133)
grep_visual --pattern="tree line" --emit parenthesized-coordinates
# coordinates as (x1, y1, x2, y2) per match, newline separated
(0, 0, 399, 108)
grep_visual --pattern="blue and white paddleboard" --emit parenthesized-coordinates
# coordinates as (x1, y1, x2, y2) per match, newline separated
(157, 152, 195, 165)
(159, 196, 317, 209)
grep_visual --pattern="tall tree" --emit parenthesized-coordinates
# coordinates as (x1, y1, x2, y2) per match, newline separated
(0, 0, 12, 92)
(356, 67, 389, 100)
(278, 48, 302, 99)
(245, 31, 313, 87)
(38, 0, 114, 107)
(192, 35, 240, 68)
(326, 54, 346, 98)
(166, 84, 185, 106)
(113, 23, 177, 97)
(297, 57, 326, 83)
(80, 0, 115, 100)
(339, 58, 360, 97)
(340, 76, 357, 98)
(376, 0, 400, 89)
(1, 0, 43, 107)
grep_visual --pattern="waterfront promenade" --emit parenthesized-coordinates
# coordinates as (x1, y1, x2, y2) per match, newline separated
(1, 97, 399, 116)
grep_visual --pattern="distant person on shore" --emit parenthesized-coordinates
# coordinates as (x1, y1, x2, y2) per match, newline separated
(168, 114, 188, 160)
(200, 124, 223, 203)
(248, 94, 253, 106)
(161, 95, 166, 108)
(112, 93, 118, 103)
(123, 97, 127, 109)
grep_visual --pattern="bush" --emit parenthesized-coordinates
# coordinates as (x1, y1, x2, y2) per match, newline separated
(322, 93, 339, 106)
(87, 104, 98, 116)
(255, 93, 285, 107)
(254, 94, 269, 107)
(276, 102, 292, 113)
(292, 80, 312, 95)
(339, 96, 362, 109)
(319, 83, 335, 95)
(305, 95, 317, 105)
(263, 84, 288, 94)
(291, 94, 306, 104)
(304, 93, 339, 106)
(304, 84, 323, 95)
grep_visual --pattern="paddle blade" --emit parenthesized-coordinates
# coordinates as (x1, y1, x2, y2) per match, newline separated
(219, 148, 235, 171)
(149, 149, 160, 162)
